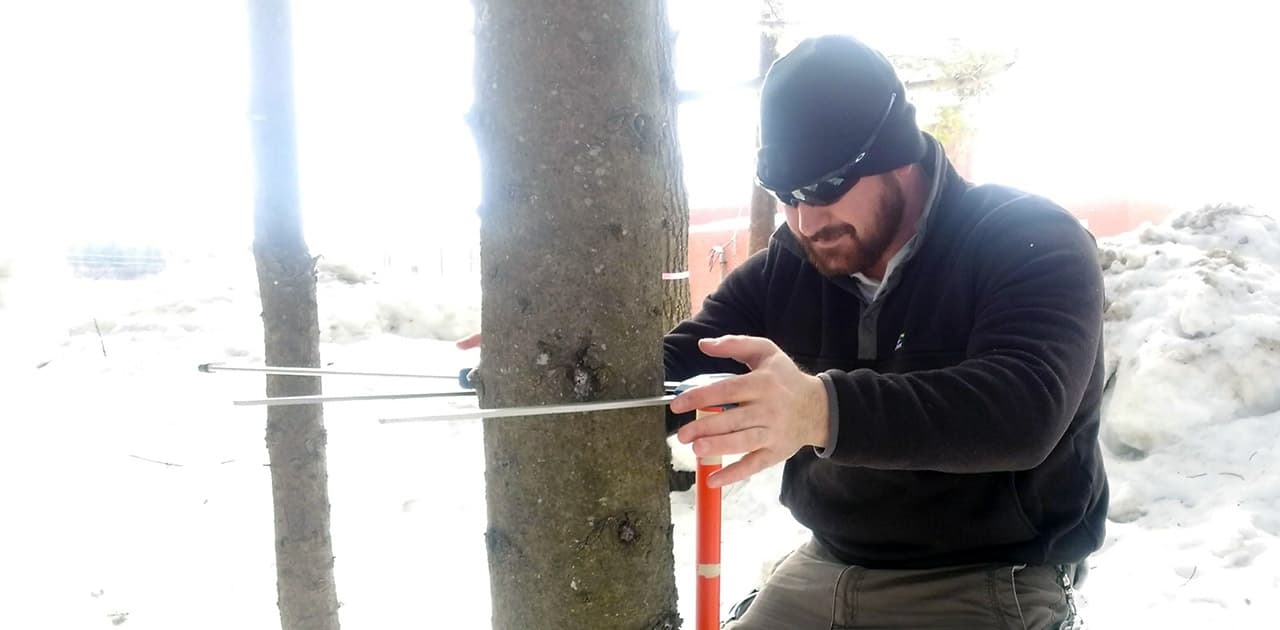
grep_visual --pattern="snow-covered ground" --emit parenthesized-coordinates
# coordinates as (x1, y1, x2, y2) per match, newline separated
(2, 204, 1277, 628)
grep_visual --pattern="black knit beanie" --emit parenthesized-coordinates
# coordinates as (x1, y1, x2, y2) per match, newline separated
(756, 35, 927, 192)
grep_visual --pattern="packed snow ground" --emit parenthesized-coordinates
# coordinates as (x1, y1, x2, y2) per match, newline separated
(2, 204, 1278, 628)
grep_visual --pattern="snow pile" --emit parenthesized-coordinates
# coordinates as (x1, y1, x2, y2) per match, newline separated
(0, 244, 77, 373)
(1085, 204, 1280, 627)
(1, 249, 480, 373)
(1100, 204, 1280, 449)
(319, 270, 480, 344)
(308, 250, 481, 344)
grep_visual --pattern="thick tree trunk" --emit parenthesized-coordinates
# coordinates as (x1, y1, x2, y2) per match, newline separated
(748, 28, 780, 256)
(471, 1, 682, 628)
(247, 1, 341, 629)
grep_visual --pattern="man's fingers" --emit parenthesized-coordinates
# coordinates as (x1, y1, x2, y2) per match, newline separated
(675, 406, 756, 444)
(670, 371, 768, 414)
(692, 426, 769, 458)
(708, 450, 774, 488)
(696, 335, 778, 370)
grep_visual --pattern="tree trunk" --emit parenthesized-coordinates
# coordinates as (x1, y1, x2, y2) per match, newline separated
(748, 27, 780, 255)
(471, 1, 681, 629)
(747, 180, 777, 256)
(247, 1, 341, 629)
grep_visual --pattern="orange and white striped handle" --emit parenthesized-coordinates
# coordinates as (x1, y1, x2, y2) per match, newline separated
(696, 405, 727, 630)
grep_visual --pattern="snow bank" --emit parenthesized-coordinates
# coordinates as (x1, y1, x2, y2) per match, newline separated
(1086, 204, 1280, 626)
(1100, 204, 1280, 450)
(8, 250, 479, 354)
(0, 243, 77, 372)
(320, 274, 480, 345)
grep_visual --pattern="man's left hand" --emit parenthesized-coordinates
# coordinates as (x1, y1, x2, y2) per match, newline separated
(670, 335, 829, 488)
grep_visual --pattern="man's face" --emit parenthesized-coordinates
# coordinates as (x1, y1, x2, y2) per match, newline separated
(782, 170, 906, 278)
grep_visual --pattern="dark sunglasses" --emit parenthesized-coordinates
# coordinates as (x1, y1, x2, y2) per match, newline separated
(758, 92, 897, 207)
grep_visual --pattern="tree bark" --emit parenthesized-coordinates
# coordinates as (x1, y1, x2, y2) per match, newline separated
(747, 179, 777, 256)
(471, 1, 682, 628)
(247, 1, 341, 629)
(748, 27, 780, 255)
(657, 13, 691, 331)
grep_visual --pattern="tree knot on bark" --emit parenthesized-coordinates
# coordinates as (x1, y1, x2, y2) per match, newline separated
(578, 512, 643, 550)
(606, 108, 656, 152)
(616, 515, 639, 544)
(485, 527, 523, 560)
(539, 334, 609, 401)
(571, 338, 609, 400)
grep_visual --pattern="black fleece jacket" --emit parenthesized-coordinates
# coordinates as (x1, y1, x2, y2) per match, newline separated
(664, 141, 1109, 569)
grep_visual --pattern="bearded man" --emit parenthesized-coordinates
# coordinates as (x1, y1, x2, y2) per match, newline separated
(663, 34, 1108, 630)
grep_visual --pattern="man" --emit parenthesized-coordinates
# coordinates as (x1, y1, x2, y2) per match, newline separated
(662, 34, 1107, 628)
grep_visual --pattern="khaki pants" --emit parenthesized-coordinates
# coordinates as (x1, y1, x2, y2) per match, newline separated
(724, 538, 1081, 630)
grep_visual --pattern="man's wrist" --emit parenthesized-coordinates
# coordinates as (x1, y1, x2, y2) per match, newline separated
(807, 374, 830, 448)
(812, 372, 842, 459)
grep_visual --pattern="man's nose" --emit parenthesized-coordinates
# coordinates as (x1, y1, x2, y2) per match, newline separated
(795, 202, 831, 238)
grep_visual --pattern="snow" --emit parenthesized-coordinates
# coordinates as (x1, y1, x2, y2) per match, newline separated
(3, 204, 1279, 628)
(1085, 204, 1280, 627)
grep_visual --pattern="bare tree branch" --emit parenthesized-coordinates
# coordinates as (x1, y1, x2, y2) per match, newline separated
(128, 454, 184, 467)
(904, 59, 1016, 94)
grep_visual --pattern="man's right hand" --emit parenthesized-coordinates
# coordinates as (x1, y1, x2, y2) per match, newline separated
(455, 333, 482, 388)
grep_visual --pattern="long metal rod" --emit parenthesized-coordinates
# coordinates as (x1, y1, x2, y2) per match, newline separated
(378, 395, 676, 424)
(234, 390, 475, 407)
(232, 386, 692, 407)
(200, 362, 462, 380)
(203, 361, 680, 390)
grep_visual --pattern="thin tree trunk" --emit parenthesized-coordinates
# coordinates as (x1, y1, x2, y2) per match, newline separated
(471, 1, 681, 628)
(247, 1, 341, 629)
(747, 178, 777, 255)
(748, 27, 780, 255)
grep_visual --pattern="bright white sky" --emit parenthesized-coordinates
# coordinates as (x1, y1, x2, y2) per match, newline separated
(1, 0, 1276, 258)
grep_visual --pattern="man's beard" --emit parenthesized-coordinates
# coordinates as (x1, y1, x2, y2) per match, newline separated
(798, 177, 906, 278)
